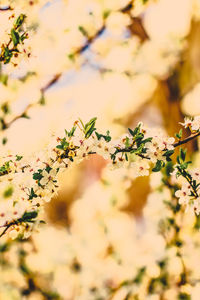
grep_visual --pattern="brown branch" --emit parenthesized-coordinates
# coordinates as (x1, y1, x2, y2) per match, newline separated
(0, 226, 9, 238)
(5, 103, 32, 129)
(173, 131, 200, 147)
(0, 221, 16, 238)
(40, 73, 62, 93)
(128, 17, 149, 41)
(0, 6, 12, 11)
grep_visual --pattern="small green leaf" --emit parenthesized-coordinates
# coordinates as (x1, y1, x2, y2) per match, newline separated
(175, 129, 182, 139)
(178, 293, 191, 300)
(128, 124, 141, 137)
(78, 26, 88, 37)
(2, 137, 7, 145)
(16, 155, 23, 161)
(95, 130, 111, 142)
(152, 160, 165, 172)
(14, 14, 26, 29)
(103, 10, 110, 19)
(0, 73, 8, 85)
(180, 148, 186, 162)
(39, 93, 45, 105)
(33, 171, 43, 181)
(3, 186, 13, 198)
(68, 53, 75, 62)
(84, 117, 97, 138)
(29, 188, 37, 200)
(133, 267, 146, 284)
(0, 243, 9, 252)
(20, 210, 38, 222)
(11, 29, 20, 47)
(66, 126, 76, 137)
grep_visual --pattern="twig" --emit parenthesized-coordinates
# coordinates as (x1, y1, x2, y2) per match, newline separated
(173, 131, 200, 147)
(0, 6, 12, 11)
(0, 222, 15, 238)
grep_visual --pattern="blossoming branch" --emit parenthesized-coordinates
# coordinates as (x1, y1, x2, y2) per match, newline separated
(0, 116, 200, 240)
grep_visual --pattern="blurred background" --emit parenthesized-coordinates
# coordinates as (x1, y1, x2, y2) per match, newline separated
(1, 0, 200, 299)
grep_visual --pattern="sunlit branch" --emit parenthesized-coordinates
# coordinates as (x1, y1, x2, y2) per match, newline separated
(0, 6, 12, 11)
(173, 131, 200, 147)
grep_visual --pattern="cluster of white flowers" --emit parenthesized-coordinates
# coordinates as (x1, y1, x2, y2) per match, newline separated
(0, 118, 179, 240)
(2, 162, 200, 299)
(144, 127, 175, 163)
(174, 169, 200, 214)
(180, 116, 200, 132)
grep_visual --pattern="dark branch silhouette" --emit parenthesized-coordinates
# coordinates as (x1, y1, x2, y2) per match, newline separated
(0, 6, 12, 11)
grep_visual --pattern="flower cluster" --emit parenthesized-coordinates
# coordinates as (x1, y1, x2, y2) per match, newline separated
(0, 13, 29, 65)
(171, 116, 200, 214)
(180, 116, 200, 132)
(2, 157, 200, 300)
(1, 115, 200, 240)
(174, 165, 200, 214)
(0, 117, 174, 239)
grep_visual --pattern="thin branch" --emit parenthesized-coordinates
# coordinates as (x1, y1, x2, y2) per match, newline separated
(0, 226, 9, 238)
(40, 73, 62, 93)
(0, 222, 15, 238)
(5, 103, 32, 129)
(0, 6, 12, 11)
(173, 131, 200, 147)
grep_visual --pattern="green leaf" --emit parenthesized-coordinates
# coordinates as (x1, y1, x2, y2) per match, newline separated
(20, 210, 38, 222)
(66, 126, 76, 137)
(1, 102, 9, 114)
(128, 124, 141, 137)
(0, 46, 13, 64)
(103, 10, 110, 19)
(56, 145, 64, 150)
(29, 188, 37, 200)
(19, 263, 30, 275)
(175, 129, 182, 139)
(45, 165, 52, 173)
(11, 29, 20, 47)
(16, 155, 23, 161)
(0, 73, 8, 85)
(142, 137, 152, 144)
(3, 186, 13, 198)
(68, 53, 75, 62)
(19, 32, 28, 43)
(84, 117, 97, 138)
(39, 93, 45, 105)
(33, 171, 43, 181)
(0, 161, 10, 176)
(133, 267, 146, 284)
(178, 293, 191, 300)
(2, 137, 7, 145)
(125, 136, 130, 148)
(180, 148, 186, 162)
(152, 160, 165, 172)
(0, 243, 9, 252)
(163, 149, 174, 161)
(78, 26, 88, 37)
(95, 130, 111, 142)
(163, 150, 174, 157)
(164, 161, 174, 177)
(21, 112, 30, 119)
(14, 14, 26, 29)
(56, 137, 69, 150)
